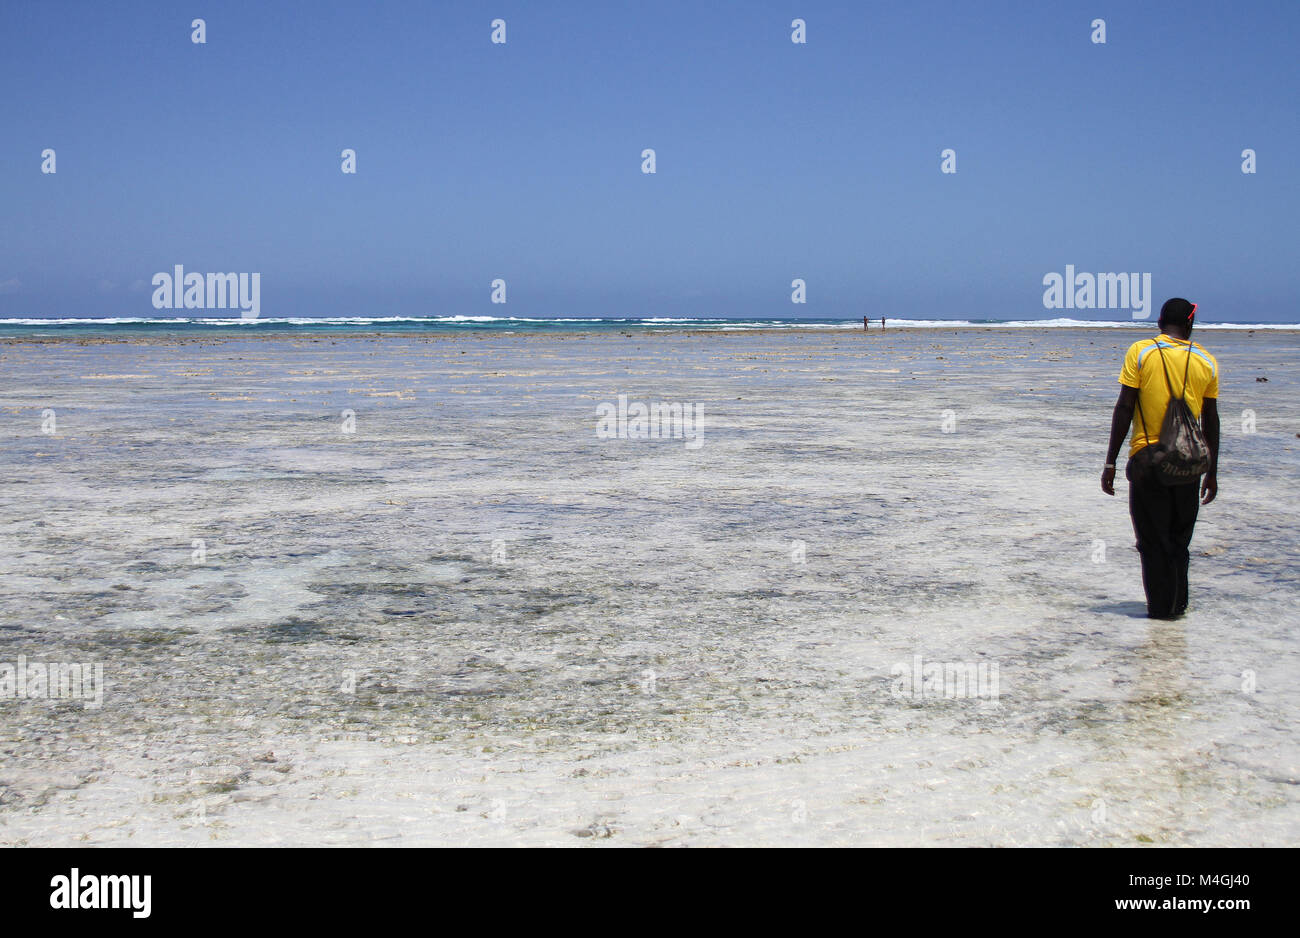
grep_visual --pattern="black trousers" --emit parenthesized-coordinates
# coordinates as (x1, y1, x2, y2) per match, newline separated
(1126, 457, 1201, 617)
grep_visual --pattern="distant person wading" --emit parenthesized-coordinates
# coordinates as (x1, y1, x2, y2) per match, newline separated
(1101, 298, 1220, 619)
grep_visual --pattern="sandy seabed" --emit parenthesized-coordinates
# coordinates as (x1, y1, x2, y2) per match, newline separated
(1, 327, 1297, 846)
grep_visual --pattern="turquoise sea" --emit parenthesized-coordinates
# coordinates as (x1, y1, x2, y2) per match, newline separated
(0, 315, 1296, 337)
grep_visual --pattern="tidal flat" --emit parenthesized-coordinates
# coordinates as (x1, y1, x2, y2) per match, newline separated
(1, 327, 1297, 846)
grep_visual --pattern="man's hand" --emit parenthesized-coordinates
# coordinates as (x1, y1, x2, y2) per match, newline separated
(1104, 387, 1137, 497)
(1201, 471, 1217, 505)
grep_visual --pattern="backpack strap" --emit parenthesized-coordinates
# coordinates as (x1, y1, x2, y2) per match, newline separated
(1153, 337, 1194, 403)
(1136, 336, 1195, 450)
(1135, 340, 1156, 447)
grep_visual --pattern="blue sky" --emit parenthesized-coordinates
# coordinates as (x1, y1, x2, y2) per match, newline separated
(2, 0, 1296, 321)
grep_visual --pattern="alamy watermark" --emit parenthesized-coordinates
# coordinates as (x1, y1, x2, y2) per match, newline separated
(596, 394, 704, 449)
(890, 654, 999, 703)
(50, 869, 150, 918)
(151, 265, 260, 319)
(1, 655, 103, 709)
(1042, 266, 1151, 319)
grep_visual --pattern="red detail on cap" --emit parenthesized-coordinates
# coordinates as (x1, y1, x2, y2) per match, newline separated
(1189, 303, 1197, 319)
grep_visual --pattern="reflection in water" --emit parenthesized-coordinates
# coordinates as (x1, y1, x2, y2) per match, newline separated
(1131, 620, 1189, 715)
(1116, 620, 1197, 840)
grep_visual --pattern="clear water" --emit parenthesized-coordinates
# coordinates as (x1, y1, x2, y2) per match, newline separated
(1, 327, 1296, 845)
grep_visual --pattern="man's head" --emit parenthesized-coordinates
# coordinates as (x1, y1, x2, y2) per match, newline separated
(1158, 297, 1197, 338)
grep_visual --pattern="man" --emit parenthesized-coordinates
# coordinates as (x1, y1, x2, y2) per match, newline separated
(1101, 298, 1220, 619)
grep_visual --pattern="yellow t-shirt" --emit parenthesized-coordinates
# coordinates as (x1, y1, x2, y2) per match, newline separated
(1119, 335, 1220, 456)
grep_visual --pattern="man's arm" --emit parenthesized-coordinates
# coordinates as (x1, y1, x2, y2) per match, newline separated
(1201, 397, 1219, 505)
(1101, 385, 1138, 496)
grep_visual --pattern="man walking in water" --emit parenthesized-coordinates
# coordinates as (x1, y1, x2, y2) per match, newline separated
(1101, 298, 1220, 619)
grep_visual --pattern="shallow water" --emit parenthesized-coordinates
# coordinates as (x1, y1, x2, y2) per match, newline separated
(1, 328, 1297, 845)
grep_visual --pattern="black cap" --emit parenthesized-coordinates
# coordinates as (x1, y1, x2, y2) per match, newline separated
(1159, 297, 1197, 326)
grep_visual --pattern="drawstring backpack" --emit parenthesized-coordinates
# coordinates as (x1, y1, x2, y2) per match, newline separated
(1133, 338, 1212, 486)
